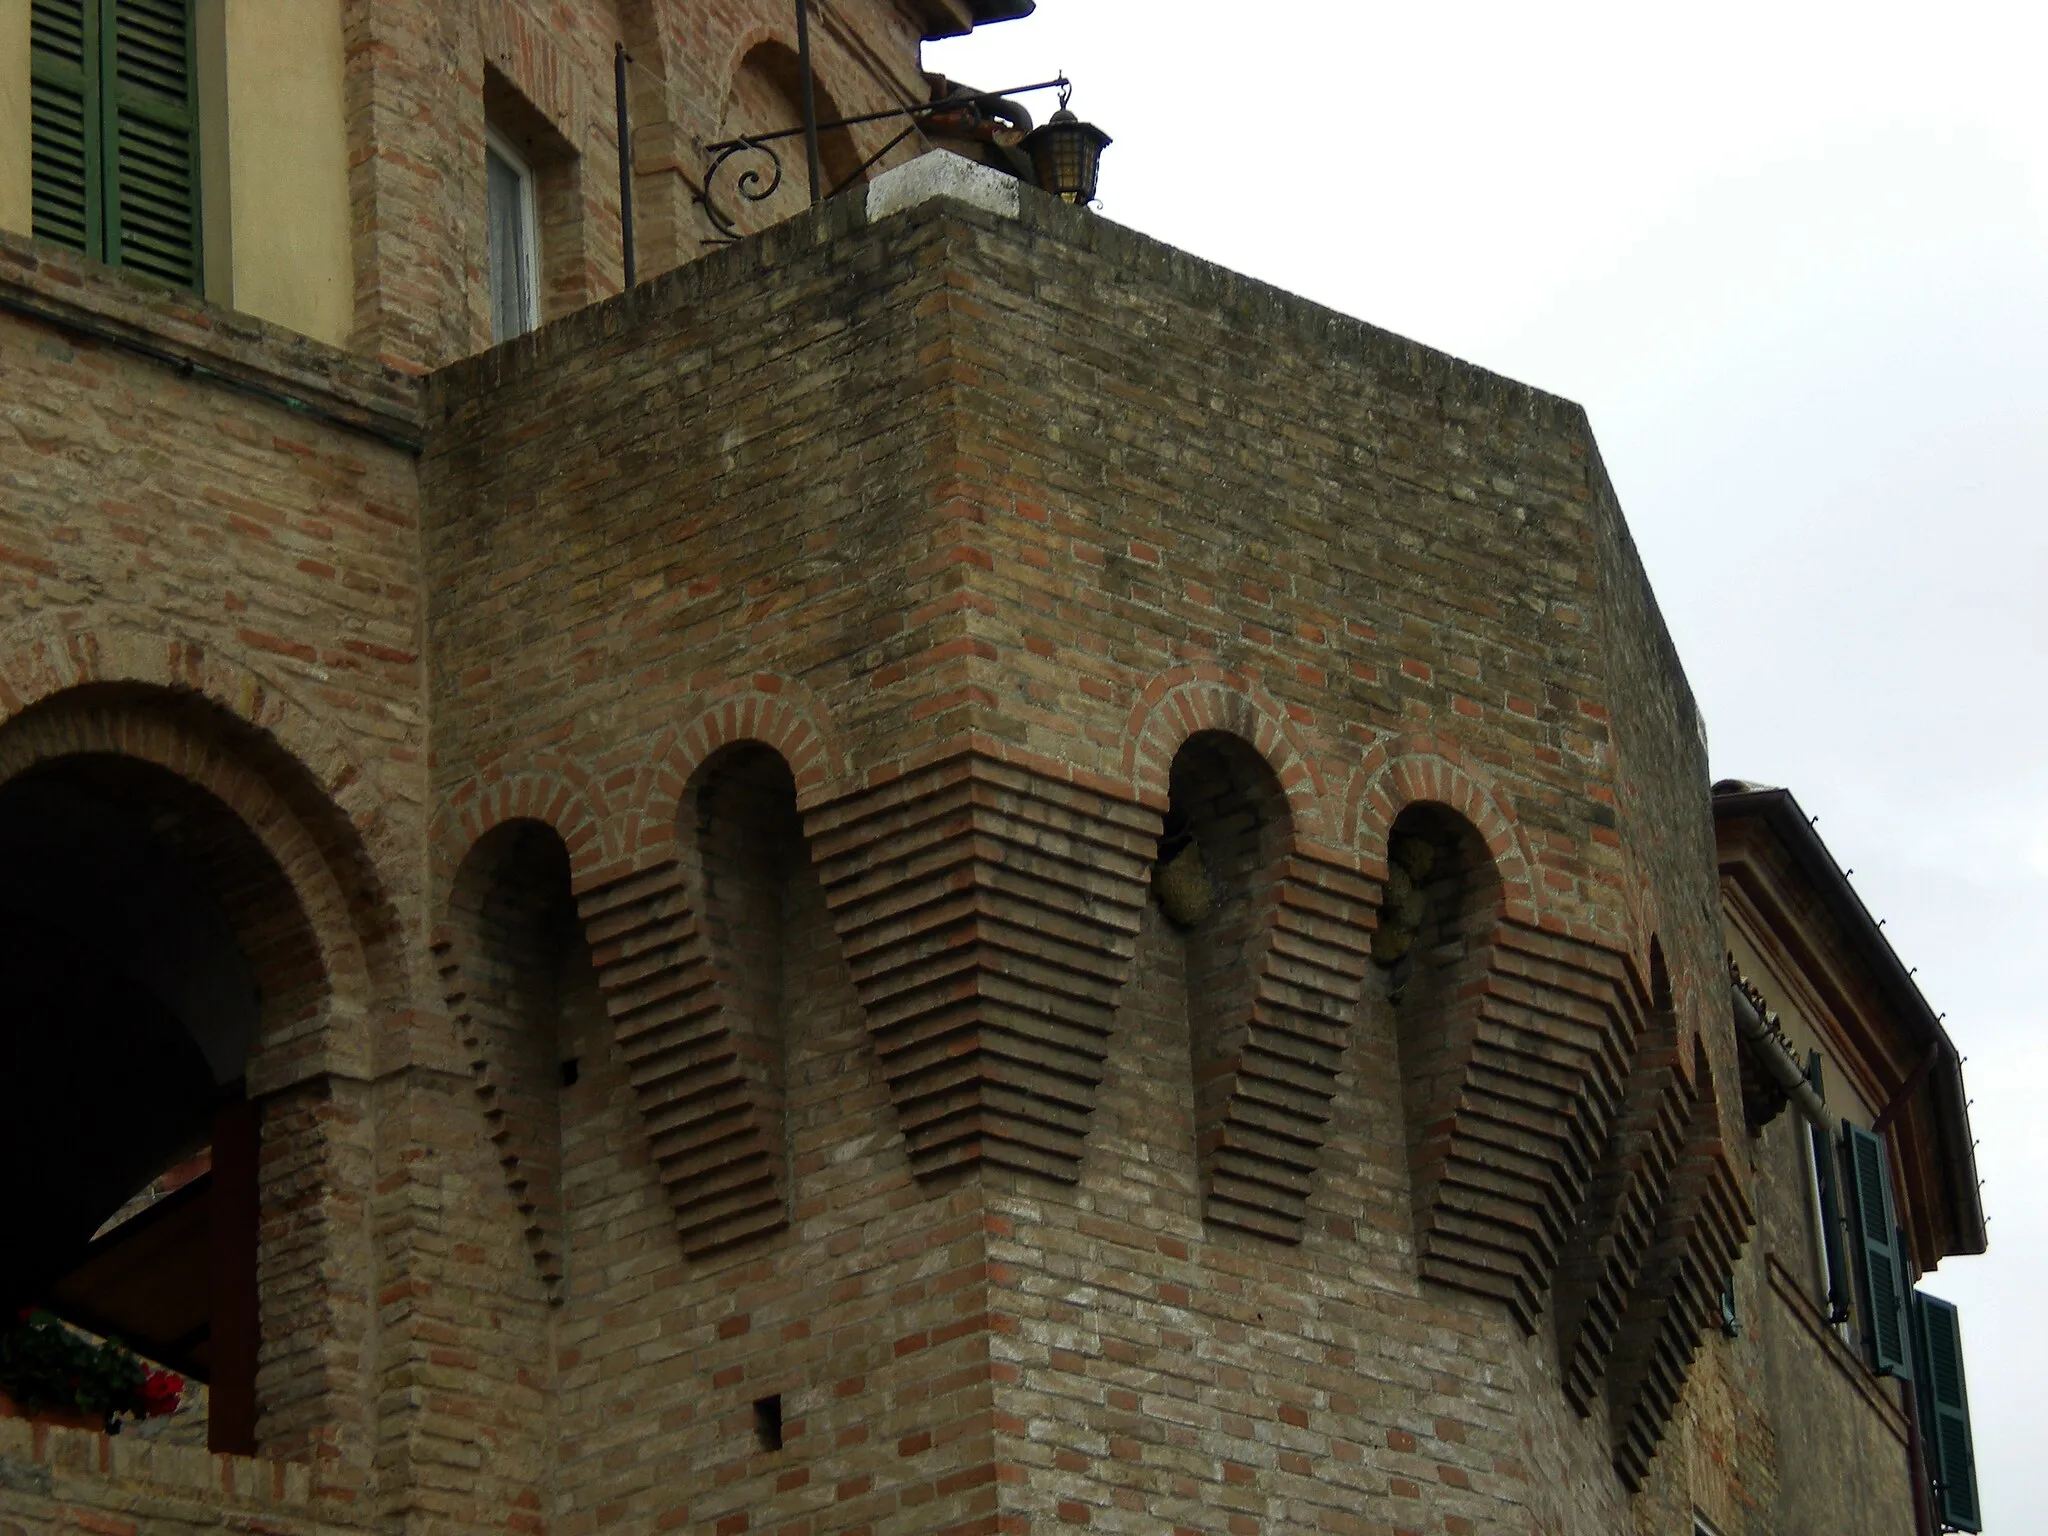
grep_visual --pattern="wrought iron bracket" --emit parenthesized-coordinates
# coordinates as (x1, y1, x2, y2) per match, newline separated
(697, 76, 1068, 244)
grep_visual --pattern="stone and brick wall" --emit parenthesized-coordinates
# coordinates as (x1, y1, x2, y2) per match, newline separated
(0, 0, 1928, 1505)
(0, 229, 421, 1517)
(0, 147, 1799, 1533)
(398, 171, 1773, 1532)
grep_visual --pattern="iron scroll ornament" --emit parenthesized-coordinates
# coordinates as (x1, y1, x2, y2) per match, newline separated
(700, 136, 788, 242)
(696, 76, 1071, 244)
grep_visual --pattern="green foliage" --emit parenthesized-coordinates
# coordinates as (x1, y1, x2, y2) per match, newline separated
(0, 1309, 183, 1433)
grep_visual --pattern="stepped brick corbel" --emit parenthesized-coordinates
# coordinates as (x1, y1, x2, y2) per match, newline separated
(804, 753, 1158, 1183)
(1196, 847, 1382, 1242)
(1606, 1037, 1756, 1487)
(434, 814, 602, 1305)
(578, 840, 815, 1259)
(573, 694, 845, 1260)
(1554, 1006, 1689, 1412)
(435, 925, 571, 1301)
(1413, 921, 1642, 1334)
(575, 857, 797, 1256)
(1128, 682, 1363, 1242)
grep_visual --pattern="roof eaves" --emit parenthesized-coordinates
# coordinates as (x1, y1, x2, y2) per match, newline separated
(915, 0, 1035, 40)
(1713, 785, 1987, 1258)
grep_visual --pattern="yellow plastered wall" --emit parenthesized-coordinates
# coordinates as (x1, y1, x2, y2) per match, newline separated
(1, 1, 349, 347)
(221, 0, 350, 344)
(0, 0, 28, 236)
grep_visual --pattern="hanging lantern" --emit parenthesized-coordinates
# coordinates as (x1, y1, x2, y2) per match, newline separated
(1022, 90, 1111, 205)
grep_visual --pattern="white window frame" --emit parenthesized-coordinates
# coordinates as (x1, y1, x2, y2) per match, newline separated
(1801, 1111, 1833, 1299)
(485, 125, 541, 342)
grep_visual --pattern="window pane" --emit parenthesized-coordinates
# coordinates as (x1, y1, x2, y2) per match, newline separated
(487, 143, 533, 342)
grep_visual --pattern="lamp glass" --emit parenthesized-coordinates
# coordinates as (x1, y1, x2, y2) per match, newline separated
(1025, 112, 1111, 205)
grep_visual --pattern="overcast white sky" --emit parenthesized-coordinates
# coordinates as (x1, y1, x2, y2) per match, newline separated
(930, 3, 2047, 1525)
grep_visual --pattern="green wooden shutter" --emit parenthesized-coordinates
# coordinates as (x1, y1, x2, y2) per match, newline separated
(1842, 1123, 1912, 1378)
(1808, 1054, 1852, 1322)
(28, 0, 102, 257)
(103, 0, 202, 287)
(27, 0, 199, 287)
(1914, 1292, 1981, 1532)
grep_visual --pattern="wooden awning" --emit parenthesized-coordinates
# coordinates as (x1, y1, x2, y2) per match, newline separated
(43, 1172, 213, 1382)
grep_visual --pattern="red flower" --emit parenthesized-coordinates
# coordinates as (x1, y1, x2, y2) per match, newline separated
(140, 1370, 183, 1417)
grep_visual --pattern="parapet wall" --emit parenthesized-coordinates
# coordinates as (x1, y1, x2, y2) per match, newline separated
(412, 166, 1762, 1532)
(0, 1414, 367, 1536)
(0, 161, 1766, 1533)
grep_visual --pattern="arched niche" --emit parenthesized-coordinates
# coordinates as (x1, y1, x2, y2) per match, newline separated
(1553, 933, 1684, 1411)
(0, 683, 389, 1460)
(1370, 802, 1516, 1296)
(1607, 1031, 1752, 1488)
(655, 741, 818, 1255)
(1159, 730, 1293, 1185)
(442, 818, 605, 1302)
(1152, 729, 1376, 1241)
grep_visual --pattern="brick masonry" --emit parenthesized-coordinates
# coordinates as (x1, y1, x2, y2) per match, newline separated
(0, 61, 1812, 1536)
(339, 0, 960, 375)
(413, 180, 1762, 1532)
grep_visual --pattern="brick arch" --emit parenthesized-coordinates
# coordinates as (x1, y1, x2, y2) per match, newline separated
(1157, 728, 1382, 1243)
(436, 818, 588, 1302)
(434, 755, 617, 898)
(1607, 1030, 1753, 1487)
(713, 21, 787, 85)
(711, 22, 865, 133)
(0, 671, 398, 1460)
(0, 687, 379, 1039)
(1124, 666, 1332, 844)
(639, 678, 848, 838)
(1346, 734, 1541, 923)
(579, 684, 848, 1256)
(1353, 735, 1663, 1334)
(0, 627, 407, 916)
(432, 765, 619, 1294)
(712, 28, 868, 226)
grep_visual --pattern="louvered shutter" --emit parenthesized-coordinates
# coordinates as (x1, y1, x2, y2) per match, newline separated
(103, 0, 202, 287)
(1914, 1292, 1981, 1532)
(1842, 1123, 1912, 1378)
(1808, 1053, 1852, 1322)
(27, 0, 200, 286)
(28, 0, 102, 257)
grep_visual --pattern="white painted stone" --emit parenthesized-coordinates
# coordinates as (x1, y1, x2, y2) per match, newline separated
(864, 150, 1020, 224)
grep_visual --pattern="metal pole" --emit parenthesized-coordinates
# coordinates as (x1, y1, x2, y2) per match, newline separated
(794, 0, 822, 205)
(615, 43, 636, 288)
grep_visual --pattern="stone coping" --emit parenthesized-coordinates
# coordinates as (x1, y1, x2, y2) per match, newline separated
(427, 149, 1588, 436)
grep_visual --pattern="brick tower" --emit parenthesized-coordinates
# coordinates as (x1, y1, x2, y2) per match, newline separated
(0, 4, 1985, 1534)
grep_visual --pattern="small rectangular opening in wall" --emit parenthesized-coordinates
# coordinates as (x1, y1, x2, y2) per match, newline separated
(559, 1057, 579, 1087)
(753, 1394, 783, 1452)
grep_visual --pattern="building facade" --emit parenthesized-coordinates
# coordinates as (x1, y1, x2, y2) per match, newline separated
(0, 3, 1986, 1534)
